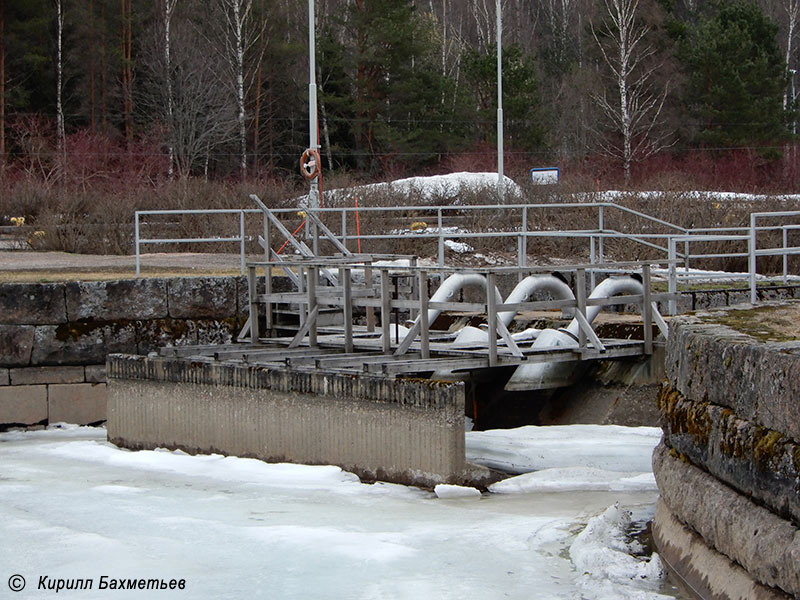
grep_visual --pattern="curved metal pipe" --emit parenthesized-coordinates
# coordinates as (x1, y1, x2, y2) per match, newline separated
(505, 276, 643, 391)
(420, 273, 503, 329)
(564, 276, 643, 337)
(499, 274, 575, 328)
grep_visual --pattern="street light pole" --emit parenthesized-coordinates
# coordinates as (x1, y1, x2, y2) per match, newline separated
(308, 0, 320, 211)
(496, 0, 504, 200)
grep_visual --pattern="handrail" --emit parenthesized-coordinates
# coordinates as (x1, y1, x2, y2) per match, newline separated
(134, 203, 799, 304)
(134, 209, 255, 277)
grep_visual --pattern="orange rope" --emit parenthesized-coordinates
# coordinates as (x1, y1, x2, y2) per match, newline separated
(276, 219, 307, 255)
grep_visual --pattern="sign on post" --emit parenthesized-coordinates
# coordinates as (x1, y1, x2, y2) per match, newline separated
(530, 167, 559, 185)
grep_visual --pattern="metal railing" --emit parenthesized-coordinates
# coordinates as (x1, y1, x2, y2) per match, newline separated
(244, 257, 673, 368)
(133, 201, 800, 307)
(134, 209, 260, 277)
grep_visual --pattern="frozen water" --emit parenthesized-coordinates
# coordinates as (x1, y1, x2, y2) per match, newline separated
(466, 424, 663, 474)
(0, 424, 684, 599)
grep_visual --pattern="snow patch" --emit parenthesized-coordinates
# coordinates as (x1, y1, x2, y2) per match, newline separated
(569, 503, 669, 599)
(434, 484, 482, 499)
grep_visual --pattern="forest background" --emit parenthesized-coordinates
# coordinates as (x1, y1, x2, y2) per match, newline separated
(3, 0, 800, 255)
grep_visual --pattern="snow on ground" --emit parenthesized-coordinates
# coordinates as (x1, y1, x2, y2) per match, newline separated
(596, 190, 800, 203)
(0, 424, 684, 599)
(295, 172, 522, 206)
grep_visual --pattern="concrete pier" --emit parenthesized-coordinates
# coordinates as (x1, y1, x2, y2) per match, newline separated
(107, 354, 484, 488)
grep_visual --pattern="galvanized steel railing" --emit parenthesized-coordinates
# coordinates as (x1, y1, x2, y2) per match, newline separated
(133, 200, 800, 306)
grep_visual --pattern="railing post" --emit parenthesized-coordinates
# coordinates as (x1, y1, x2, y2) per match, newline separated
(248, 265, 260, 343)
(365, 264, 375, 332)
(418, 270, 429, 359)
(668, 237, 677, 316)
(134, 212, 141, 278)
(598, 205, 605, 264)
(487, 271, 498, 367)
(749, 214, 757, 304)
(589, 236, 596, 290)
(642, 265, 653, 355)
(576, 268, 587, 351)
(380, 269, 391, 354)
(341, 209, 348, 251)
(239, 211, 246, 275)
(683, 239, 690, 291)
(783, 226, 789, 284)
(342, 267, 353, 353)
(437, 208, 444, 267)
(519, 206, 528, 283)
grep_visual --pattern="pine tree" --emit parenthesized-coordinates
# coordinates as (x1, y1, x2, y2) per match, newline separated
(678, 0, 788, 148)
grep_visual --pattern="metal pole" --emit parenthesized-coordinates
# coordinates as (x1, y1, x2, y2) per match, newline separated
(307, 0, 320, 253)
(496, 0, 504, 201)
(749, 214, 757, 304)
(419, 271, 429, 360)
(783, 226, 789, 284)
(239, 211, 245, 275)
(668, 237, 677, 316)
(437, 209, 444, 267)
(134, 212, 141, 278)
(308, 0, 319, 210)
(487, 272, 498, 367)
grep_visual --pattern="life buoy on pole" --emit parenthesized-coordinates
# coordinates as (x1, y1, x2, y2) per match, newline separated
(300, 148, 321, 180)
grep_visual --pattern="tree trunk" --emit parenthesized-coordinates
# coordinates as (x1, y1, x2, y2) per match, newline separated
(120, 0, 133, 143)
(99, 1, 108, 132)
(164, 0, 177, 178)
(0, 0, 5, 163)
(56, 0, 65, 152)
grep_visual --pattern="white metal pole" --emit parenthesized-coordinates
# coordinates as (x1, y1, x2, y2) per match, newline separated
(496, 0, 504, 200)
(308, 0, 320, 211)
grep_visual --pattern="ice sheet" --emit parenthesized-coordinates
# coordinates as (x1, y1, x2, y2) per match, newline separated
(0, 425, 684, 599)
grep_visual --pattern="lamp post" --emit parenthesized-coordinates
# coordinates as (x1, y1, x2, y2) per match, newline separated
(308, 0, 320, 211)
(496, 0, 504, 200)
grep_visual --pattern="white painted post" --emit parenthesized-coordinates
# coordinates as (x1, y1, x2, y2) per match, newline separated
(749, 214, 757, 304)
(496, 0, 504, 201)
(134, 212, 141, 278)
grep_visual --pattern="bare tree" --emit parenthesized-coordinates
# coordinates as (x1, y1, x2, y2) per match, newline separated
(591, 0, 671, 184)
(55, 0, 65, 152)
(120, 0, 134, 143)
(219, 0, 253, 178)
(140, 15, 237, 177)
(163, 0, 178, 177)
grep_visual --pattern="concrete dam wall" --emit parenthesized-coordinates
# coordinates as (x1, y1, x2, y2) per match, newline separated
(106, 354, 473, 488)
(653, 302, 800, 599)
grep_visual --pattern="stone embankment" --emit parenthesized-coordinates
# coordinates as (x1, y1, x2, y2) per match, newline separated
(653, 302, 800, 599)
(0, 277, 249, 427)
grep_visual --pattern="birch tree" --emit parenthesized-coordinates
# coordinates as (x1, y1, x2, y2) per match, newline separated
(592, 0, 671, 184)
(219, 0, 252, 178)
(163, 0, 177, 177)
(55, 0, 65, 153)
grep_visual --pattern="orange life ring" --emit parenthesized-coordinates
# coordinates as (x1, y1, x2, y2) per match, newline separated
(300, 148, 321, 180)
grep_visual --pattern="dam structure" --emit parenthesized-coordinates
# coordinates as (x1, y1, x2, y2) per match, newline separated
(107, 230, 673, 487)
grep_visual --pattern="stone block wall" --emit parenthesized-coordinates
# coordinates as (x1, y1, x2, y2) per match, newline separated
(653, 303, 800, 600)
(0, 276, 249, 427)
(106, 354, 472, 488)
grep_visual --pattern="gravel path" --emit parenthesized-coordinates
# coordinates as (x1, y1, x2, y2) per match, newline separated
(0, 251, 252, 281)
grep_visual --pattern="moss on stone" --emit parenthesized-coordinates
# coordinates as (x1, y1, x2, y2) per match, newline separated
(700, 305, 800, 342)
(752, 427, 788, 470)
